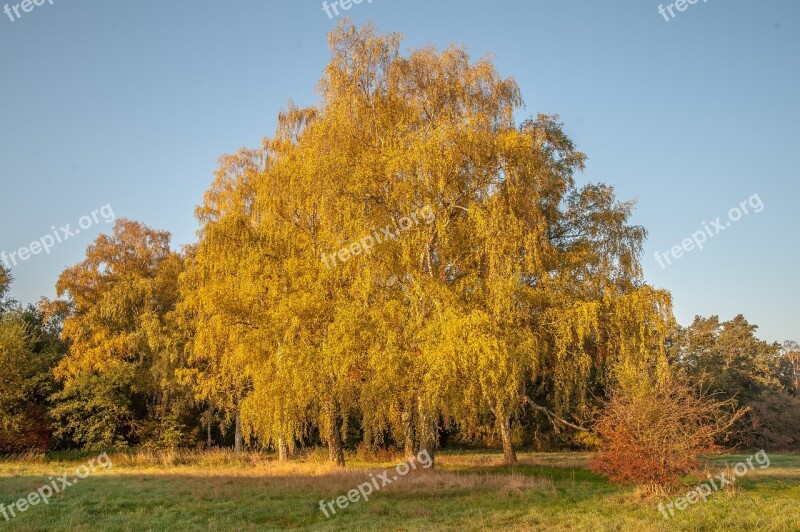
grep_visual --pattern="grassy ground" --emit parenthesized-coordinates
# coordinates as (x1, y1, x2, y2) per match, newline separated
(0, 449, 797, 531)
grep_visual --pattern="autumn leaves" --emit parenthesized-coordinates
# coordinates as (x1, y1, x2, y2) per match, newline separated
(321, 204, 435, 269)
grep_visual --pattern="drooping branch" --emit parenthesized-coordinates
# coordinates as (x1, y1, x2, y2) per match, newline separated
(522, 395, 590, 432)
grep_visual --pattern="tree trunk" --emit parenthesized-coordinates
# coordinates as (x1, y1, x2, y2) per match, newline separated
(207, 417, 213, 449)
(234, 409, 243, 454)
(327, 402, 345, 467)
(288, 435, 297, 458)
(499, 414, 517, 465)
(402, 409, 416, 457)
(277, 436, 290, 462)
(419, 430, 436, 467)
(417, 396, 436, 468)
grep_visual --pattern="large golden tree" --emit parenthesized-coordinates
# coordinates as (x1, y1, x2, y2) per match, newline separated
(181, 21, 673, 465)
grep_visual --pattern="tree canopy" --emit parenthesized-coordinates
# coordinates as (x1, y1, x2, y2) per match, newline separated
(173, 21, 673, 465)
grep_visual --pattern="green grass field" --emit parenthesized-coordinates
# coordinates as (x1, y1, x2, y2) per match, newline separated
(0, 450, 797, 531)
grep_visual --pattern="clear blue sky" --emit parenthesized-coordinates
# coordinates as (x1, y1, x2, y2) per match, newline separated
(1, 1, 797, 342)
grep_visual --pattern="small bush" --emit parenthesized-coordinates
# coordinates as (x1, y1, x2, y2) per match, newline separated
(589, 379, 744, 486)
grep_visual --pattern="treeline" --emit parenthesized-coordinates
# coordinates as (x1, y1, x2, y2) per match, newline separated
(1, 23, 798, 464)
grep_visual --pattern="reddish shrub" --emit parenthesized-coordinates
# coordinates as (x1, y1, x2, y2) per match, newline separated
(588, 379, 744, 486)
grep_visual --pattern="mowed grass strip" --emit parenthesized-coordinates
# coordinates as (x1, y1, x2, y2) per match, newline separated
(0, 451, 797, 531)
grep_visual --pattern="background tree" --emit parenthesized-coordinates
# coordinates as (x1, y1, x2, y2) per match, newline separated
(675, 315, 798, 449)
(0, 312, 40, 451)
(780, 340, 800, 395)
(0, 270, 66, 451)
(51, 220, 190, 448)
(0, 267, 11, 310)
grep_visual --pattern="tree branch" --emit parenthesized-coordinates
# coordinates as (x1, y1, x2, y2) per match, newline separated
(522, 395, 590, 432)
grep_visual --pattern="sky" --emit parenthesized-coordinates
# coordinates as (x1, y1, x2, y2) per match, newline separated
(0, 0, 797, 343)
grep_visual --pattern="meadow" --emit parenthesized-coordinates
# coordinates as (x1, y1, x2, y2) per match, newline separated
(0, 450, 797, 531)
